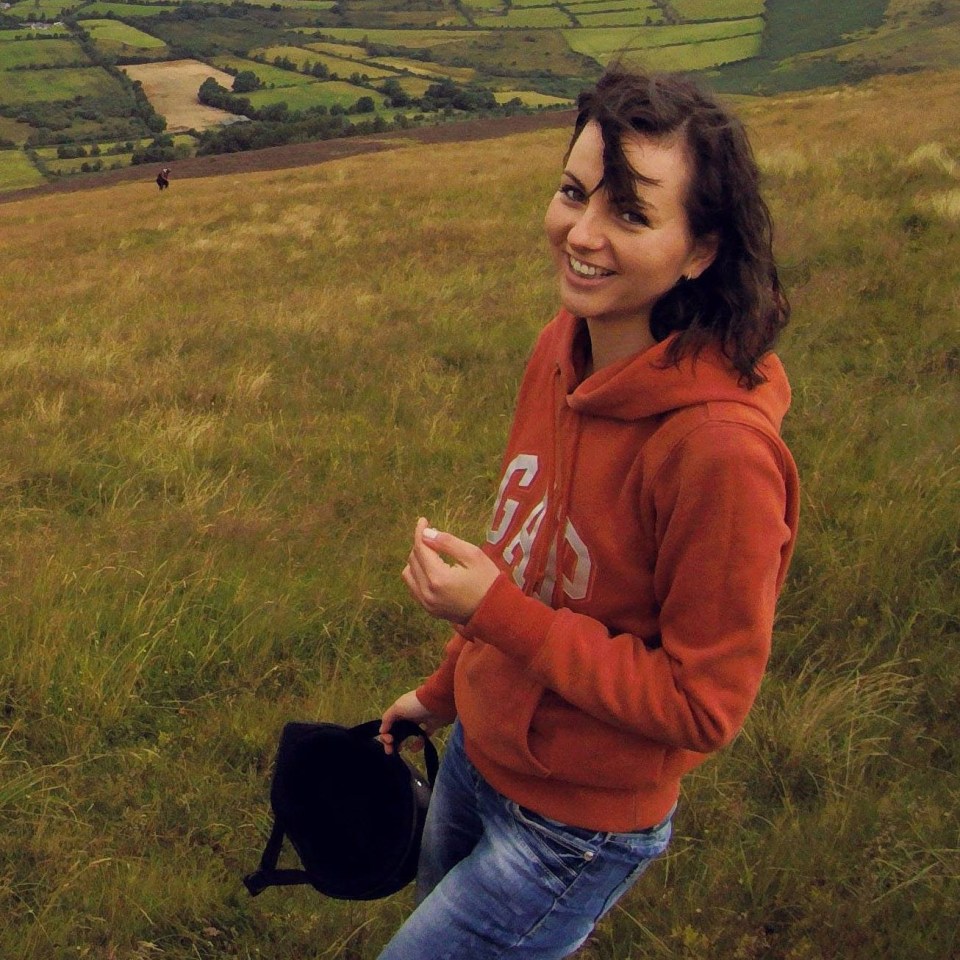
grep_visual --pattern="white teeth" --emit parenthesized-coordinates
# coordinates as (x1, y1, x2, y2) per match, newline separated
(569, 255, 612, 278)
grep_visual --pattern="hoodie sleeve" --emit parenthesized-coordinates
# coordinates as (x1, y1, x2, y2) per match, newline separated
(460, 420, 796, 754)
(415, 631, 467, 722)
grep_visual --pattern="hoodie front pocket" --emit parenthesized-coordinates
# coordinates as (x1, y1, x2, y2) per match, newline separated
(455, 644, 551, 778)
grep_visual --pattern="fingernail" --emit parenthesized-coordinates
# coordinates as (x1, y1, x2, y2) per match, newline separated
(423, 527, 439, 540)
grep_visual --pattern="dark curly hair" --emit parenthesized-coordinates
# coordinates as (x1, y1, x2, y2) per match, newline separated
(569, 68, 789, 386)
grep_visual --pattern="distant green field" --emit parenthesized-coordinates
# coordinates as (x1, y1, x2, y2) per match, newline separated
(303, 28, 491, 48)
(566, 1, 664, 18)
(76, 2, 170, 17)
(243, 78, 376, 112)
(211, 56, 318, 88)
(0, 65, 121, 104)
(493, 89, 574, 106)
(0, 37, 85, 67)
(672, 0, 766, 18)
(0, 115, 33, 144)
(3, 0, 82, 18)
(575, 8, 675, 27)
(564, 16, 764, 64)
(367, 56, 475, 81)
(623, 32, 762, 70)
(236, 0, 336, 8)
(395, 75, 432, 97)
(0, 148, 43, 190)
(303, 40, 367, 59)
(474, 7, 572, 28)
(82, 19, 167, 48)
(251, 45, 400, 79)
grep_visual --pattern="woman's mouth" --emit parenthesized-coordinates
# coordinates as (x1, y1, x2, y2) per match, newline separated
(568, 255, 614, 278)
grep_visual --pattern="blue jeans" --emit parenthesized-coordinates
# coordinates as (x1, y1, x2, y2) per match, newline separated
(377, 721, 673, 960)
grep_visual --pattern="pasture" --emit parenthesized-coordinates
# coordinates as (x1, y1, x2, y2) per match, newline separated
(0, 147, 43, 189)
(493, 88, 574, 106)
(366, 56, 476, 82)
(76, 1, 170, 17)
(244, 78, 381, 112)
(82, 18, 168, 50)
(672, 0, 766, 18)
(211, 55, 321, 88)
(1, 0, 82, 18)
(474, 7, 574, 28)
(564, 16, 764, 64)
(0, 36, 85, 68)
(0, 65, 121, 105)
(629, 34, 763, 71)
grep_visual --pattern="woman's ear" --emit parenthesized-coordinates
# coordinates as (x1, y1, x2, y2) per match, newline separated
(686, 232, 719, 280)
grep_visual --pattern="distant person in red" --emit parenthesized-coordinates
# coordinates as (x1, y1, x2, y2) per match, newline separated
(377, 67, 800, 959)
(156, 168, 170, 191)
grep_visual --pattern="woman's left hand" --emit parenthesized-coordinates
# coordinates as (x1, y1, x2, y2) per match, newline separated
(402, 517, 500, 625)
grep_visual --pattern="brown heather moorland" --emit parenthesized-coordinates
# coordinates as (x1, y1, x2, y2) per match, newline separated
(0, 67, 957, 960)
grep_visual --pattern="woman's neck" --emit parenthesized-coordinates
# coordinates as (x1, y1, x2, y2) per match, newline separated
(583, 316, 656, 374)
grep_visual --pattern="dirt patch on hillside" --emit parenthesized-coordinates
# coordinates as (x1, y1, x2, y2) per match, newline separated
(0, 109, 577, 204)
(120, 59, 246, 132)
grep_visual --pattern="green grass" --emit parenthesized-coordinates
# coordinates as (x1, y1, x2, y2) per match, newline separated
(303, 27, 492, 48)
(474, 7, 573, 28)
(493, 89, 574, 106)
(0, 60, 957, 960)
(0, 65, 123, 105)
(0, 147, 43, 189)
(77, 1, 171, 17)
(672, 0, 766, 19)
(0, 37, 85, 68)
(2, 0, 84, 18)
(621, 33, 763, 71)
(82, 18, 168, 48)
(565, 17, 764, 64)
(254, 44, 402, 79)
(211, 55, 319, 88)
(244, 78, 380, 111)
(565, 0, 664, 18)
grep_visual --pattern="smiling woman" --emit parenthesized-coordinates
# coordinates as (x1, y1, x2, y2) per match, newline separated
(377, 68, 799, 960)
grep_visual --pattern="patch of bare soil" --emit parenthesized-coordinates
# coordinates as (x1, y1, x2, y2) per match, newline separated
(120, 59, 244, 132)
(0, 110, 576, 205)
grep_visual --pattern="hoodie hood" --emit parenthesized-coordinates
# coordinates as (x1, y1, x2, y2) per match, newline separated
(557, 312, 791, 430)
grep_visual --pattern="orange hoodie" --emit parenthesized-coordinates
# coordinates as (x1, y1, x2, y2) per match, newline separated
(417, 310, 800, 832)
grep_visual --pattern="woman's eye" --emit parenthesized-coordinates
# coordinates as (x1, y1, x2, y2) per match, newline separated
(620, 209, 648, 226)
(558, 184, 586, 203)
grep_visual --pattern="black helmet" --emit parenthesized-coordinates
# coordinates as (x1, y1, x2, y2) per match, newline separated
(244, 719, 438, 900)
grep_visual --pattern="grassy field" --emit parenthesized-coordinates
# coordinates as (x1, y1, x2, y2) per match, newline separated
(244, 78, 384, 112)
(251, 45, 401, 79)
(672, 0, 765, 18)
(0, 65, 121, 104)
(76, 1, 171, 17)
(493, 88, 573, 106)
(0, 37, 86, 68)
(0, 66, 957, 959)
(2, 0, 84, 18)
(0, 147, 44, 188)
(211, 55, 321, 89)
(82, 18, 168, 50)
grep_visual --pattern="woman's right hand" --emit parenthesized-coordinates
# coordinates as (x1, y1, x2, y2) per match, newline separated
(379, 690, 447, 754)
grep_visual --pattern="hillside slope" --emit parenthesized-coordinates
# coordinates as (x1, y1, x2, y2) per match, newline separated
(1, 67, 958, 960)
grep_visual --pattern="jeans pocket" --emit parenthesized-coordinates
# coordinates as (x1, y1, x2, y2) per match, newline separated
(509, 802, 602, 886)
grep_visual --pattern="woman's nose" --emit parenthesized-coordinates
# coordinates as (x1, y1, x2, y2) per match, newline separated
(566, 202, 606, 250)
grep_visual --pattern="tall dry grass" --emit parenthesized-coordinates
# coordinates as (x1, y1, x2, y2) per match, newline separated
(1, 68, 958, 959)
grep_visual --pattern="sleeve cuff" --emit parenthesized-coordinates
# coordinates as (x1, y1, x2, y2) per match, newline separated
(461, 572, 556, 663)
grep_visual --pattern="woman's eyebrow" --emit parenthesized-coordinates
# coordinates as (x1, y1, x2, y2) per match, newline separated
(562, 169, 604, 197)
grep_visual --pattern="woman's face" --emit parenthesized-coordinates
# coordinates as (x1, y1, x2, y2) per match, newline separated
(543, 121, 716, 344)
